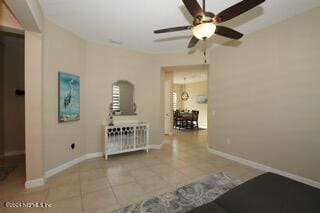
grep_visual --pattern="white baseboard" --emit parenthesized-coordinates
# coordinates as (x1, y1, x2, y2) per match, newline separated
(1, 150, 25, 157)
(199, 125, 207, 129)
(86, 152, 103, 159)
(41, 146, 162, 187)
(25, 178, 45, 188)
(45, 155, 86, 178)
(45, 152, 103, 179)
(149, 142, 164, 149)
(208, 148, 320, 189)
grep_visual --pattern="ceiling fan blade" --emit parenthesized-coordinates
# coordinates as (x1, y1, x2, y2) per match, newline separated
(215, 0, 265, 24)
(154, 26, 191, 34)
(182, 0, 204, 18)
(215, 26, 243, 39)
(188, 36, 199, 48)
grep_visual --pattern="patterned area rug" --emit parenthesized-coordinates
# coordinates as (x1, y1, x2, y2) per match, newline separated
(114, 172, 241, 213)
(0, 165, 16, 181)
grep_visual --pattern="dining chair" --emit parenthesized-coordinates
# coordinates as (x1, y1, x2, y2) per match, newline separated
(191, 110, 199, 129)
(174, 110, 183, 130)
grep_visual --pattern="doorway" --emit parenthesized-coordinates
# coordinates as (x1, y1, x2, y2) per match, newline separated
(164, 77, 172, 135)
(162, 64, 209, 137)
(0, 31, 25, 181)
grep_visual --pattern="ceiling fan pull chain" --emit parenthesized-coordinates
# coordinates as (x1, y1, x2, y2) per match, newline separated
(204, 39, 207, 64)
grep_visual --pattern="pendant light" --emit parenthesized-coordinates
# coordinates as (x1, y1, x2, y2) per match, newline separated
(181, 77, 189, 101)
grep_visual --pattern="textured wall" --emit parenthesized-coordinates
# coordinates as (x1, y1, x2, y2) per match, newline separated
(208, 7, 320, 182)
(25, 31, 43, 181)
(0, 33, 3, 155)
(40, 7, 320, 184)
(84, 42, 159, 153)
(0, 1, 23, 30)
(173, 84, 183, 110)
(43, 20, 86, 170)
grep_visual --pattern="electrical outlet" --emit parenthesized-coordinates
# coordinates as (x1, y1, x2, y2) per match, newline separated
(226, 138, 231, 145)
(71, 143, 75, 149)
(212, 110, 216, 116)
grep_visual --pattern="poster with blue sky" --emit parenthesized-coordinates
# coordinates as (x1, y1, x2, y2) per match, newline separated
(58, 72, 80, 122)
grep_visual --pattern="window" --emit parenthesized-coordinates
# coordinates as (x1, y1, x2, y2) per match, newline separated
(112, 85, 120, 112)
(172, 92, 177, 111)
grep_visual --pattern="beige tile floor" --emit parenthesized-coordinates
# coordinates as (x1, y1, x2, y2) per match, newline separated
(0, 130, 263, 213)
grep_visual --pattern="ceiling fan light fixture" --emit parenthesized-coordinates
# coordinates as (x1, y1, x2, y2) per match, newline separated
(192, 23, 216, 40)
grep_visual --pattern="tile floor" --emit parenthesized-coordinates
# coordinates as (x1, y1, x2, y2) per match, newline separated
(0, 130, 263, 213)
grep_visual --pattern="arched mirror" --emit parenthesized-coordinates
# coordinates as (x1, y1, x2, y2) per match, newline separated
(111, 80, 136, 116)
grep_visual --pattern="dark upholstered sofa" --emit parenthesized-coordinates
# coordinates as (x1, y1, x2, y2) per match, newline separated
(189, 172, 320, 213)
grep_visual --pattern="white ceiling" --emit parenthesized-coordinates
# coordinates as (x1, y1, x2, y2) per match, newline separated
(38, 0, 320, 53)
(173, 69, 207, 84)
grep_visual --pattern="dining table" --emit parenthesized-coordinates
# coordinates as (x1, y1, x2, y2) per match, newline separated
(179, 112, 193, 121)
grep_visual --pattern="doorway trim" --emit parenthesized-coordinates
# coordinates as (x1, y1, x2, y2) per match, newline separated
(160, 64, 209, 139)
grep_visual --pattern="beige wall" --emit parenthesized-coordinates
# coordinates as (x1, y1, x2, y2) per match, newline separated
(163, 71, 174, 134)
(40, 20, 166, 171)
(184, 81, 207, 128)
(25, 30, 43, 181)
(43, 20, 86, 170)
(173, 84, 183, 110)
(0, 1, 23, 30)
(208, 7, 320, 182)
(39, 19, 205, 171)
(0, 32, 3, 155)
(1, 34, 25, 153)
(84, 42, 160, 153)
(25, 0, 43, 31)
(39, 7, 320, 184)
(4, 0, 42, 33)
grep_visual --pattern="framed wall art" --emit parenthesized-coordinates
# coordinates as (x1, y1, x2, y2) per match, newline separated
(58, 72, 80, 122)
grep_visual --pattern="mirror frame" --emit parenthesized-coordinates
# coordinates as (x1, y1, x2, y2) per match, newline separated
(110, 80, 137, 116)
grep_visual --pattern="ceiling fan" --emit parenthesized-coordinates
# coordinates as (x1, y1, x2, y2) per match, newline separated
(154, 0, 265, 48)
